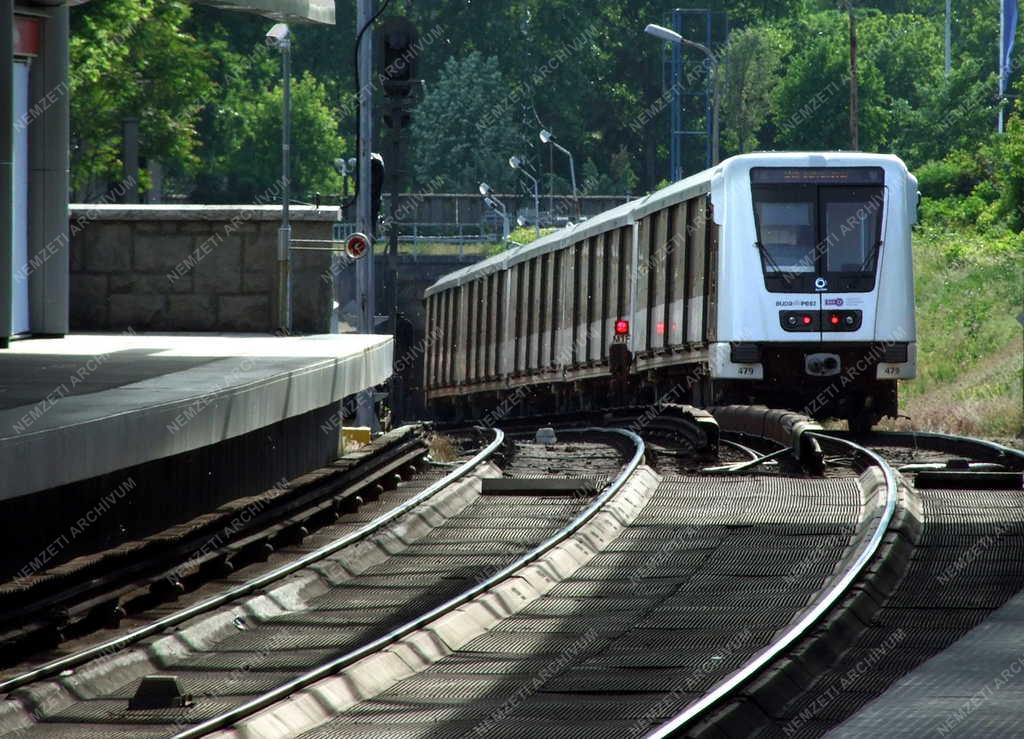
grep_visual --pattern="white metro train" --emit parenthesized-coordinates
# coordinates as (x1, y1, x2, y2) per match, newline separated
(423, 152, 918, 430)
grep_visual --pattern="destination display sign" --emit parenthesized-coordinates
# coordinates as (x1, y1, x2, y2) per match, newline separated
(750, 167, 885, 185)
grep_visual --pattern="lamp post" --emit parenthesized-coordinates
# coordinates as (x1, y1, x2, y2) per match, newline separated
(334, 156, 357, 203)
(479, 182, 510, 241)
(266, 22, 292, 333)
(644, 23, 720, 166)
(539, 129, 578, 219)
(509, 155, 540, 239)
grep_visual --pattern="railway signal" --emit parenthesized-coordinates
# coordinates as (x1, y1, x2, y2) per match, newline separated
(376, 17, 418, 100)
(345, 232, 371, 260)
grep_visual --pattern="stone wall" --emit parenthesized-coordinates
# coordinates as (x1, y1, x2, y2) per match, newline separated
(66, 206, 493, 419)
(69, 205, 337, 333)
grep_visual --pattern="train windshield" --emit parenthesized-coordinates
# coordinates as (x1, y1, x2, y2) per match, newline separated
(753, 188, 817, 274)
(822, 188, 884, 273)
(751, 168, 885, 293)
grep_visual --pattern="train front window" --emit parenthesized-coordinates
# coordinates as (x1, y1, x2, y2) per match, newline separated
(753, 197, 817, 274)
(822, 188, 884, 275)
(750, 168, 886, 293)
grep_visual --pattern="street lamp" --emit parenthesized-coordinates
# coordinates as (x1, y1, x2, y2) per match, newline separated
(266, 22, 292, 332)
(509, 155, 540, 239)
(539, 129, 578, 219)
(644, 23, 720, 167)
(479, 182, 510, 242)
(334, 156, 357, 201)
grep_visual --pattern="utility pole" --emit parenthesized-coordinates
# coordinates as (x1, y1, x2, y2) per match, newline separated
(848, 2, 860, 150)
(998, 0, 1010, 133)
(356, 0, 378, 430)
(279, 37, 292, 332)
(266, 22, 293, 334)
(944, 0, 952, 78)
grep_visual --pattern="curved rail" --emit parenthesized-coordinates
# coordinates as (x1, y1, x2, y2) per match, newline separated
(826, 429, 1024, 467)
(0, 429, 505, 695)
(644, 432, 899, 738)
(172, 427, 645, 739)
(718, 437, 767, 462)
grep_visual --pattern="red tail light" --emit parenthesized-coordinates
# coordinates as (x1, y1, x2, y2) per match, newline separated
(830, 314, 841, 326)
(802, 315, 813, 326)
(614, 319, 630, 335)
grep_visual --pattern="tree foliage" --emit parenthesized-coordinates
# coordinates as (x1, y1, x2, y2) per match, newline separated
(203, 72, 348, 202)
(410, 52, 528, 192)
(70, 0, 213, 198)
(718, 26, 789, 153)
(68, 0, 1023, 235)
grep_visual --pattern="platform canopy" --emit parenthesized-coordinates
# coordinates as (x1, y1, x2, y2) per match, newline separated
(192, 0, 334, 24)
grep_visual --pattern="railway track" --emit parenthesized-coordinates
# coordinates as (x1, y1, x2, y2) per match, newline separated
(0, 427, 504, 731)
(251, 416, 889, 739)
(0, 425, 446, 667)
(213, 414, 1020, 739)
(3, 410, 1020, 739)
(48, 408, 861, 739)
(0, 427, 639, 738)
(681, 428, 1024, 738)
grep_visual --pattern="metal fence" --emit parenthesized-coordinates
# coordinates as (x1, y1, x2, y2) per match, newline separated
(333, 192, 632, 250)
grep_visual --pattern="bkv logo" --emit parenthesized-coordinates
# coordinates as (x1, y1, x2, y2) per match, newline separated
(824, 297, 845, 307)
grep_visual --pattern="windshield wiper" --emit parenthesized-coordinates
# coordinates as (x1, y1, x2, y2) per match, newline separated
(753, 240, 789, 275)
(857, 239, 883, 272)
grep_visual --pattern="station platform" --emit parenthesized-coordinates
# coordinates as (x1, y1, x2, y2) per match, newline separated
(828, 588, 1024, 737)
(0, 333, 392, 579)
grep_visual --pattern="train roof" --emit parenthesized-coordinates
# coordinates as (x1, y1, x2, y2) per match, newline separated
(424, 151, 909, 297)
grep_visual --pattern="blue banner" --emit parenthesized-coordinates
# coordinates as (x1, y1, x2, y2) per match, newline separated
(1001, 0, 1019, 96)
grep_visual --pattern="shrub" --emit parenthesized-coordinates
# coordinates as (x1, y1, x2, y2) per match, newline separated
(915, 150, 984, 199)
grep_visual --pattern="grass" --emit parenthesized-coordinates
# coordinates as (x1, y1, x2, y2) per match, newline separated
(398, 227, 560, 256)
(892, 223, 1023, 439)
(395, 242, 498, 256)
(427, 433, 459, 462)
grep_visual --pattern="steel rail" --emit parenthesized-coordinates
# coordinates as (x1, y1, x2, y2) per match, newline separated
(0, 436, 426, 636)
(703, 445, 790, 474)
(644, 431, 899, 738)
(717, 437, 767, 462)
(172, 427, 645, 739)
(0, 429, 504, 695)
(826, 429, 1024, 466)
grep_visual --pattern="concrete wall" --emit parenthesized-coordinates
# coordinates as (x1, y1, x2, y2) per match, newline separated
(376, 253, 484, 422)
(69, 205, 337, 333)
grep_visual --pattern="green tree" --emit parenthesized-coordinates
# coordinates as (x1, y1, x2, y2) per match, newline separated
(70, 0, 213, 199)
(987, 104, 1024, 232)
(771, 11, 887, 151)
(902, 58, 997, 166)
(208, 72, 347, 202)
(718, 26, 789, 154)
(410, 52, 529, 191)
